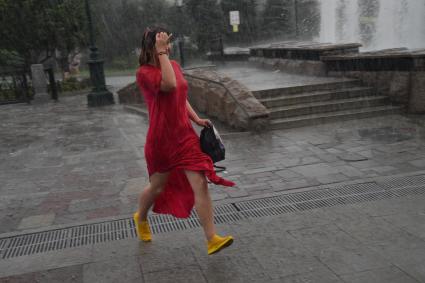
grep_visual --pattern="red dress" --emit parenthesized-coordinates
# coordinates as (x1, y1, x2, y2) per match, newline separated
(136, 60, 235, 218)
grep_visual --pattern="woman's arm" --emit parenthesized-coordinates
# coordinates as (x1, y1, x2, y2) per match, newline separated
(187, 100, 212, 127)
(156, 32, 176, 92)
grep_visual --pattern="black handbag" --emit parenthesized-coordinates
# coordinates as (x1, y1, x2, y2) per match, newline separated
(200, 125, 226, 165)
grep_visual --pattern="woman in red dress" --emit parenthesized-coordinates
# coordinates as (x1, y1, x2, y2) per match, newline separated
(133, 27, 235, 255)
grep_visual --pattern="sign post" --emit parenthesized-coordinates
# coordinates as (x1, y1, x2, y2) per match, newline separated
(229, 11, 240, 33)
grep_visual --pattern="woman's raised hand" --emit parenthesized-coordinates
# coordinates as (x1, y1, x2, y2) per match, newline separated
(155, 32, 172, 53)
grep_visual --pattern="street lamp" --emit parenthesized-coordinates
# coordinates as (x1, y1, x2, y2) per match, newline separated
(176, 0, 185, 68)
(84, 0, 114, 107)
(294, 0, 299, 38)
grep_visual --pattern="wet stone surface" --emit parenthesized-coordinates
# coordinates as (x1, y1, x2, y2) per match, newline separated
(1, 90, 425, 234)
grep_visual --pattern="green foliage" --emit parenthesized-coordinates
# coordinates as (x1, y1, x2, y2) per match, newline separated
(90, 0, 170, 67)
(261, 0, 294, 38)
(0, 0, 87, 71)
(56, 77, 91, 92)
(184, 0, 226, 52)
(0, 49, 25, 68)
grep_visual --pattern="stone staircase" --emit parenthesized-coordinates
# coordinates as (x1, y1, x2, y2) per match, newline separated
(253, 80, 403, 130)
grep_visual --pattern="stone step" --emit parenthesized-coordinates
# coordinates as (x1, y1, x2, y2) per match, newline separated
(269, 96, 389, 119)
(269, 105, 403, 130)
(259, 87, 375, 108)
(253, 79, 361, 99)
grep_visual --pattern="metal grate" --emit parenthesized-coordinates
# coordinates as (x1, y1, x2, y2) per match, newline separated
(379, 175, 425, 190)
(1, 174, 425, 260)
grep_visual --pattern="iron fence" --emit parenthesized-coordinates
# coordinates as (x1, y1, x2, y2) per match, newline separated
(0, 67, 31, 105)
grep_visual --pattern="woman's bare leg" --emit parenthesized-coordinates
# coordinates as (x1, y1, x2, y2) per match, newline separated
(138, 172, 170, 221)
(184, 170, 216, 241)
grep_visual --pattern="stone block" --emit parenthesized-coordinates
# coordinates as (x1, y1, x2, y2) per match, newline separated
(186, 68, 269, 131)
(360, 71, 378, 87)
(376, 71, 392, 96)
(389, 71, 409, 103)
(143, 266, 207, 283)
(18, 213, 55, 230)
(340, 266, 418, 283)
(409, 71, 425, 113)
(83, 255, 142, 283)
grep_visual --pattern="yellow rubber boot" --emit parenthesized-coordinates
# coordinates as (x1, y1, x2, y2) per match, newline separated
(207, 234, 234, 255)
(133, 212, 152, 242)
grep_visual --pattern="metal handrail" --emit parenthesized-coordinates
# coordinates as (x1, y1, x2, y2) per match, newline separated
(183, 72, 252, 119)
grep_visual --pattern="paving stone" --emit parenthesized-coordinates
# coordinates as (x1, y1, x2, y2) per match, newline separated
(143, 266, 207, 283)
(0, 246, 94, 278)
(0, 264, 84, 283)
(337, 153, 368, 162)
(317, 173, 349, 184)
(274, 268, 343, 283)
(226, 188, 249, 198)
(275, 169, 303, 180)
(326, 148, 343, 154)
(139, 246, 198, 273)
(210, 192, 228, 201)
(335, 165, 364, 177)
(380, 212, 425, 240)
(334, 215, 403, 245)
(17, 213, 55, 230)
(196, 251, 270, 283)
(291, 163, 340, 177)
(273, 178, 320, 191)
(350, 160, 381, 169)
(241, 233, 328, 279)
(242, 167, 278, 175)
(316, 245, 391, 275)
(366, 230, 425, 266)
(396, 263, 425, 283)
(409, 159, 425, 168)
(370, 166, 398, 173)
(288, 224, 361, 253)
(83, 255, 142, 283)
(121, 177, 147, 196)
(340, 266, 419, 283)
(316, 153, 340, 162)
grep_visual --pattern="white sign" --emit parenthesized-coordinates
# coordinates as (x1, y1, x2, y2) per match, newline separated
(230, 11, 240, 25)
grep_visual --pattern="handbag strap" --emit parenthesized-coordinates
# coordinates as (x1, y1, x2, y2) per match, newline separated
(207, 165, 227, 184)
(214, 164, 226, 173)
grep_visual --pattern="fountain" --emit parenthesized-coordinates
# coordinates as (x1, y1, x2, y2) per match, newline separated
(319, 0, 425, 50)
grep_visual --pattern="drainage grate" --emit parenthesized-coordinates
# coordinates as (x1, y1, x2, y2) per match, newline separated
(1, 174, 425, 260)
(332, 182, 383, 195)
(391, 185, 425, 197)
(0, 219, 136, 259)
(379, 175, 425, 190)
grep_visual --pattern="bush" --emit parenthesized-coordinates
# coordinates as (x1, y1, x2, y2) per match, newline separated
(54, 77, 91, 93)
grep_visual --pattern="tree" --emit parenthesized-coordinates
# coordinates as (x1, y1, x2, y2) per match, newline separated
(261, 0, 294, 39)
(184, 0, 226, 53)
(0, 0, 87, 73)
(92, 0, 169, 68)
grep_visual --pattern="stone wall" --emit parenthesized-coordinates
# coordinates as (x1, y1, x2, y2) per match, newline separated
(117, 82, 144, 105)
(184, 68, 270, 131)
(249, 56, 327, 77)
(323, 51, 425, 113)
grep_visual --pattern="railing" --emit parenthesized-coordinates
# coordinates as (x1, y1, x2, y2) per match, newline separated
(183, 72, 251, 119)
(0, 67, 31, 105)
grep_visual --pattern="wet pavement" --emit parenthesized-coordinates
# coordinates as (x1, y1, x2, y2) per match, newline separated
(216, 63, 354, 91)
(1, 92, 425, 234)
(1, 86, 425, 282)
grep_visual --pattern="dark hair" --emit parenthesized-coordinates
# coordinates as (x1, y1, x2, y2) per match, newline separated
(139, 26, 171, 66)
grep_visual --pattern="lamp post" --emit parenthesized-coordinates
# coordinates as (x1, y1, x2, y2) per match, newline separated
(176, 0, 185, 68)
(294, 0, 299, 38)
(84, 0, 114, 107)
